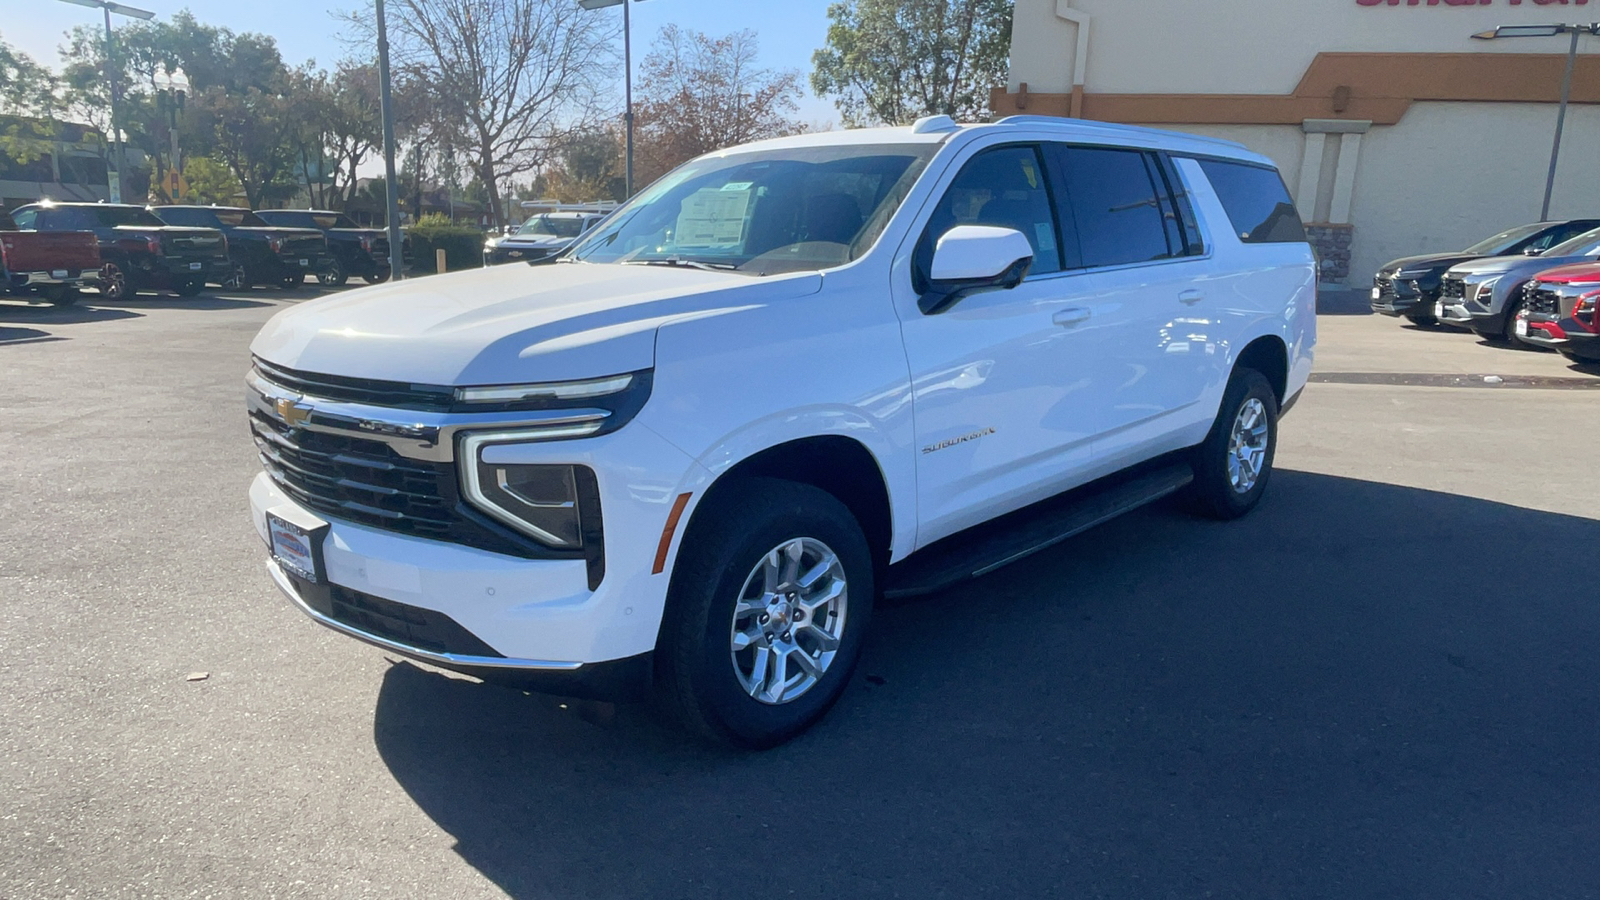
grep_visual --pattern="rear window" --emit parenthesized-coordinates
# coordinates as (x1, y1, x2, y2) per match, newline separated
(154, 208, 220, 228)
(1196, 159, 1306, 244)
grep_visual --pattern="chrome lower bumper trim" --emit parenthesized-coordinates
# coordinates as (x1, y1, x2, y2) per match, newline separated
(266, 559, 584, 671)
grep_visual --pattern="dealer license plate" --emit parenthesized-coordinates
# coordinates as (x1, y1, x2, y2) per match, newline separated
(188, 261, 202, 270)
(267, 511, 325, 583)
(1435, 301, 1444, 317)
(51, 268, 68, 279)
(1515, 317, 1529, 337)
(298, 258, 309, 266)
(1371, 287, 1380, 301)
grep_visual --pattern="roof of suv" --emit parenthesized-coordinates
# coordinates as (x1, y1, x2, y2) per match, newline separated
(723, 116, 1262, 165)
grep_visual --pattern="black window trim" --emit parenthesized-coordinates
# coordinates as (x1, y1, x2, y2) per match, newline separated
(1028, 142, 1214, 281)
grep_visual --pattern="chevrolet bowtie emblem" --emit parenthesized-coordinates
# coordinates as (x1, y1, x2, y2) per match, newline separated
(275, 396, 313, 426)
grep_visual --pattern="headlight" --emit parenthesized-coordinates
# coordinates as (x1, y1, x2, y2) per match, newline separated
(1474, 277, 1501, 301)
(484, 240, 498, 249)
(461, 446, 589, 548)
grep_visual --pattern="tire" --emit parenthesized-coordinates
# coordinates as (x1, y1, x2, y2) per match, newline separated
(317, 258, 348, 287)
(279, 272, 302, 291)
(362, 267, 392, 285)
(41, 285, 78, 306)
(97, 262, 128, 301)
(1496, 299, 1534, 348)
(1187, 368, 1279, 520)
(173, 278, 205, 298)
(1403, 311, 1437, 327)
(656, 477, 874, 749)
(221, 264, 250, 291)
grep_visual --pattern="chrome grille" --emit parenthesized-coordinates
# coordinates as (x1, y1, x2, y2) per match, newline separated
(253, 358, 455, 411)
(1440, 276, 1465, 301)
(1373, 276, 1398, 301)
(250, 409, 457, 539)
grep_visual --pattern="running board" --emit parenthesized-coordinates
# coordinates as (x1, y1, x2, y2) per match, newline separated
(883, 462, 1194, 600)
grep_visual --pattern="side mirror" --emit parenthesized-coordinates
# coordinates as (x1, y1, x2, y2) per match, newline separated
(919, 225, 1034, 315)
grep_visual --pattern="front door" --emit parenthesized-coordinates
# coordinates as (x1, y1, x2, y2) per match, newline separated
(894, 143, 1105, 546)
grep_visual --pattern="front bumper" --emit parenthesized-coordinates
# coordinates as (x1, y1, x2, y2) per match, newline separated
(1370, 280, 1436, 317)
(248, 415, 703, 690)
(1520, 316, 1600, 358)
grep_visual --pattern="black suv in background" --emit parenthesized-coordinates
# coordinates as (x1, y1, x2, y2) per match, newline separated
(150, 206, 330, 290)
(1370, 219, 1600, 324)
(253, 210, 406, 286)
(10, 202, 230, 300)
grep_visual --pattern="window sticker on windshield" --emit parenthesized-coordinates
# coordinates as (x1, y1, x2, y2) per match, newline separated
(675, 186, 752, 250)
(720, 182, 753, 192)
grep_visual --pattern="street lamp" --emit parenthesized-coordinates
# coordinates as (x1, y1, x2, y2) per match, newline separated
(1472, 22, 1600, 221)
(56, 0, 155, 204)
(577, 0, 648, 198)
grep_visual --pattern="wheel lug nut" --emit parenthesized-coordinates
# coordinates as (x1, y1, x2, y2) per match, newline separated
(781, 631, 792, 642)
(759, 614, 769, 624)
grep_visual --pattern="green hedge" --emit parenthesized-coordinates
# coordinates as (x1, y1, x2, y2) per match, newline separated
(406, 214, 484, 274)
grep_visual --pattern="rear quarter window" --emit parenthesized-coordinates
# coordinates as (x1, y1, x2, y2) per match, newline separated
(1195, 159, 1306, 244)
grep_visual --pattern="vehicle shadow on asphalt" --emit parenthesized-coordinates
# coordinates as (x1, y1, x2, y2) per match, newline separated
(0, 326, 65, 346)
(0, 303, 141, 326)
(370, 470, 1600, 899)
(90, 294, 281, 311)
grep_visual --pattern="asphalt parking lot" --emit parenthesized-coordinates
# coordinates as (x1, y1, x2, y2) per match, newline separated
(2, 288, 1598, 899)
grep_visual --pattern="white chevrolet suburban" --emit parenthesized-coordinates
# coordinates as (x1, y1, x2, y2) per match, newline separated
(248, 115, 1315, 748)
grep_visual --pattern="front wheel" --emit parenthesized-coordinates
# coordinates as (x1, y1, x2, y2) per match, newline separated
(1188, 368, 1279, 520)
(362, 267, 392, 285)
(656, 478, 874, 749)
(173, 278, 205, 298)
(279, 272, 302, 291)
(40, 285, 79, 306)
(221, 264, 250, 291)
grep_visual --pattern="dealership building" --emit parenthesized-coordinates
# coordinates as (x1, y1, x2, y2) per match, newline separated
(1000, 0, 1600, 286)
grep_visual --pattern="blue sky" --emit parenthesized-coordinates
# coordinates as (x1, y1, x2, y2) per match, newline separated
(4, 0, 842, 124)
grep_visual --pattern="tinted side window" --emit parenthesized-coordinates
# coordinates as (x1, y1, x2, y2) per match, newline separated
(44, 207, 99, 230)
(1196, 159, 1306, 244)
(923, 145, 1062, 276)
(1056, 146, 1174, 267)
(7, 209, 31, 230)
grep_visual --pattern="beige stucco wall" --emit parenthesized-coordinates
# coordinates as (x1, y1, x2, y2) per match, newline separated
(1009, 0, 1600, 95)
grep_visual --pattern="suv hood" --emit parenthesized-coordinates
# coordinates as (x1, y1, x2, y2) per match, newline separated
(251, 262, 823, 386)
(1529, 262, 1600, 285)
(1380, 252, 1480, 277)
(497, 234, 572, 249)
(1449, 252, 1584, 279)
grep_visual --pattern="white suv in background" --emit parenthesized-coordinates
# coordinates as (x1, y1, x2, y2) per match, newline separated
(247, 115, 1316, 748)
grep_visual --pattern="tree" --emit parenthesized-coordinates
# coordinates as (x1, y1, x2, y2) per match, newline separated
(0, 35, 60, 164)
(350, 0, 617, 230)
(634, 25, 805, 186)
(811, 0, 1012, 126)
(181, 155, 242, 204)
(289, 63, 381, 209)
(540, 126, 625, 203)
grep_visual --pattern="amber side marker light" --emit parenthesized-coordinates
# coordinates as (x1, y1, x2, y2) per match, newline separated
(653, 493, 693, 574)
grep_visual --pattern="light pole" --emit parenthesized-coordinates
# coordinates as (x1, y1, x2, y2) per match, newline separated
(376, 0, 404, 282)
(578, 0, 647, 197)
(57, 0, 155, 204)
(1473, 23, 1600, 221)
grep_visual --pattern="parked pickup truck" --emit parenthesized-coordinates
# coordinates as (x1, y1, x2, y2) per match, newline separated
(253, 209, 406, 287)
(10, 202, 230, 300)
(150, 205, 332, 291)
(0, 208, 100, 305)
(248, 115, 1316, 748)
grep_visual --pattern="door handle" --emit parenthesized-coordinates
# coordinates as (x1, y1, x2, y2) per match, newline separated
(1053, 307, 1092, 327)
(1179, 289, 1205, 305)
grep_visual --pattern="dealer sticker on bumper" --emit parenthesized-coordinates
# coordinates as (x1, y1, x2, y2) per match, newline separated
(266, 507, 328, 584)
(1515, 317, 1529, 337)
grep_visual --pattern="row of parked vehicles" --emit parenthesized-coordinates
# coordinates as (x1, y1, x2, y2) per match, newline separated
(1371, 218, 1600, 364)
(0, 201, 403, 304)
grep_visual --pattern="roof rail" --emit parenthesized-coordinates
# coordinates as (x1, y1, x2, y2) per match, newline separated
(992, 114, 1251, 151)
(518, 198, 621, 213)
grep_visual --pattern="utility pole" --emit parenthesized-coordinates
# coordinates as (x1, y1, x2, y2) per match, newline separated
(376, 0, 404, 281)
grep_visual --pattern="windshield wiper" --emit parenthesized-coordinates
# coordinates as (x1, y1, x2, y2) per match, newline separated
(621, 256, 738, 272)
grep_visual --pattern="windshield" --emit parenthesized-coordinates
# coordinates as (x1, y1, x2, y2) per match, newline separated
(1544, 226, 1600, 259)
(1464, 223, 1547, 255)
(517, 215, 587, 238)
(567, 143, 937, 276)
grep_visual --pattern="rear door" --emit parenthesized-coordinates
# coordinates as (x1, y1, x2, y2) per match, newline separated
(1042, 144, 1219, 465)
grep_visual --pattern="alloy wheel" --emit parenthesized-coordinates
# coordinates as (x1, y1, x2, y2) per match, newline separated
(97, 263, 126, 301)
(1227, 397, 1269, 494)
(729, 537, 849, 705)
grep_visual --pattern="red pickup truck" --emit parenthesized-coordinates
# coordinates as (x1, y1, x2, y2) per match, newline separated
(0, 208, 100, 305)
